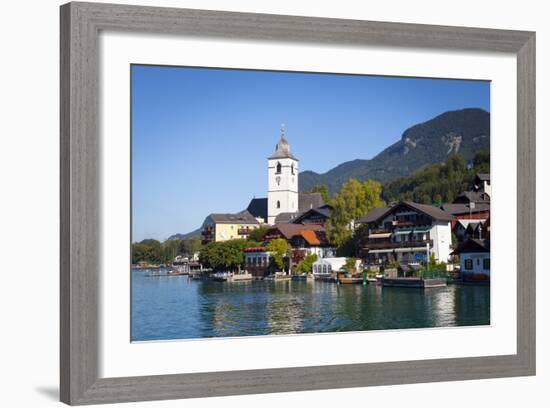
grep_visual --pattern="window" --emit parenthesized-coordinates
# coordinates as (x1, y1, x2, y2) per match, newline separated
(483, 258, 490, 270)
(277, 200, 280, 209)
(464, 258, 473, 270)
(276, 162, 282, 174)
(291, 163, 295, 175)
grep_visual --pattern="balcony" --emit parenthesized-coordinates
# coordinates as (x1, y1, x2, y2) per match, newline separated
(364, 239, 433, 250)
(391, 219, 433, 227)
(238, 228, 252, 235)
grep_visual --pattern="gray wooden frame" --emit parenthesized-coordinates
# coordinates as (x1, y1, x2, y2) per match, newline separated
(60, 1, 536, 405)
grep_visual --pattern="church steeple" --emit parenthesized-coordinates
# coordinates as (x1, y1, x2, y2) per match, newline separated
(267, 125, 299, 224)
(268, 125, 298, 161)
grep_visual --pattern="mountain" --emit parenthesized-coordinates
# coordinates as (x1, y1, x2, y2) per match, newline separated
(299, 108, 490, 194)
(167, 227, 201, 241)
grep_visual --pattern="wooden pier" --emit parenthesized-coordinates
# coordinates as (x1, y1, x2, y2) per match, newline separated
(382, 277, 447, 288)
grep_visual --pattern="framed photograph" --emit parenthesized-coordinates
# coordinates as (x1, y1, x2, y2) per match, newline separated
(60, 2, 535, 405)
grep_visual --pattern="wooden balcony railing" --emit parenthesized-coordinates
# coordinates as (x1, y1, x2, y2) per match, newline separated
(364, 239, 433, 250)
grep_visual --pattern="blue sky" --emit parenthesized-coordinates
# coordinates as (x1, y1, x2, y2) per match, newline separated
(131, 65, 490, 241)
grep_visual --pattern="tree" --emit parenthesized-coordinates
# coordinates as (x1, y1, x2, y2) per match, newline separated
(181, 236, 202, 256)
(309, 184, 331, 204)
(161, 239, 182, 263)
(295, 253, 318, 274)
(132, 239, 163, 264)
(248, 226, 269, 243)
(266, 238, 289, 271)
(199, 239, 248, 272)
(344, 257, 357, 273)
(327, 179, 384, 248)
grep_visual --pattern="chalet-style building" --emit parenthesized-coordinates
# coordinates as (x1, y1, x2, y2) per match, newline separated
(441, 201, 490, 229)
(200, 211, 260, 245)
(265, 223, 335, 258)
(357, 201, 453, 265)
(289, 204, 332, 226)
(453, 219, 486, 243)
(451, 239, 490, 281)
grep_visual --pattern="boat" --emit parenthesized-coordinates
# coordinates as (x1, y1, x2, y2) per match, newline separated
(338, 276, 364, 284)
(212, 272, 232, 282)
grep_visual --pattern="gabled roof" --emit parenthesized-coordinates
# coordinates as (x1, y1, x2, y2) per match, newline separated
(453, 191, 491, 204)
(359, 202, 452, 224)
(441, 202, 490, 215)
(267, 223, 324, 240)
(274, 212, 302, 224)
(358, 207, 390, 224)
(451, 238, 490, 255)
(291, 205, 332, 224)
(300, 230, 321, 246)
(298, 193, 325, 212)
(246, 197, 268, 221)
(403, 201, 454, 221)
(206, 210, 259, 225)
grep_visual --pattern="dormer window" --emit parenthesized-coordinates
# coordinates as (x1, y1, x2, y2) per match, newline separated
(276, 162, 282, 174)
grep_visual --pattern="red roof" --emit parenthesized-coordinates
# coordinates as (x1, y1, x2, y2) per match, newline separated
(299, 230, 321, 246)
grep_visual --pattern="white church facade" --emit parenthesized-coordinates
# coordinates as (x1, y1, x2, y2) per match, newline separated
(267, 129, 299, 224)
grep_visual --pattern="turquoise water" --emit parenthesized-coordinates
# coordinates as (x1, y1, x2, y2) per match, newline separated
(131, 269, 490, 341)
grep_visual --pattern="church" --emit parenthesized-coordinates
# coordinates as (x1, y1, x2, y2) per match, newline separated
(200, 128, 327, 245)
(247, 128, 325, 225)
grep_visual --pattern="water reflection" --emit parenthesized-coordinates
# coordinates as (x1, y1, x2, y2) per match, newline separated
(131, 269, 490, 341)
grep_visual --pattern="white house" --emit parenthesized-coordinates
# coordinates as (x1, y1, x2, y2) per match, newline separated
(451, 239, 490, 281)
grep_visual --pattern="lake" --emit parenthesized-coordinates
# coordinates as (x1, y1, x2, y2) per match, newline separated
(131, 269, 490, 341)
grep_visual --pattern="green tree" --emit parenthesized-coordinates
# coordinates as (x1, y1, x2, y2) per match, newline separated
(344, 257, 357, 273)
(132, 239, 163, 264)
(181, 236, 202, 256)
(161, 239, 182, 263)
(295, 253, 318, 274)
(309, 184, 331, 204)
(327, 179, 384, 248)
(199, 239, 248, 272)
(266, 238, 289, 271)
(248, 226, 269, 243)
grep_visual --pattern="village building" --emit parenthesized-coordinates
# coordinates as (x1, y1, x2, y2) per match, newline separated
(357, 201, 453, 265)
(473, 173, 491, 196)
(244, 247, 273, 278)
(312, 257, 362, 278)
(451, 238, 490, 281)
(200, 211, 260, 245)
(288, 204, 332, 226)
(312, 257, 347, 277)
(264, 223, 335, 259)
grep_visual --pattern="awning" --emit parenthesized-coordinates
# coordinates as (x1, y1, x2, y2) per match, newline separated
(413, 227, 431, 233)
(368, 232, 392, 238)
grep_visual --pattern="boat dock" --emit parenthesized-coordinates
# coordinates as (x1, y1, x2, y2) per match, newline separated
(381, 277, 447, 288)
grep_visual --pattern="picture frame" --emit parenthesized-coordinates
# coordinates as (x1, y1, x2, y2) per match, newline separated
(60, 1, 536, 405)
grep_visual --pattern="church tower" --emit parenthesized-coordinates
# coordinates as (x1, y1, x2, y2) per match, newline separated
(267, 126, 299, 224)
